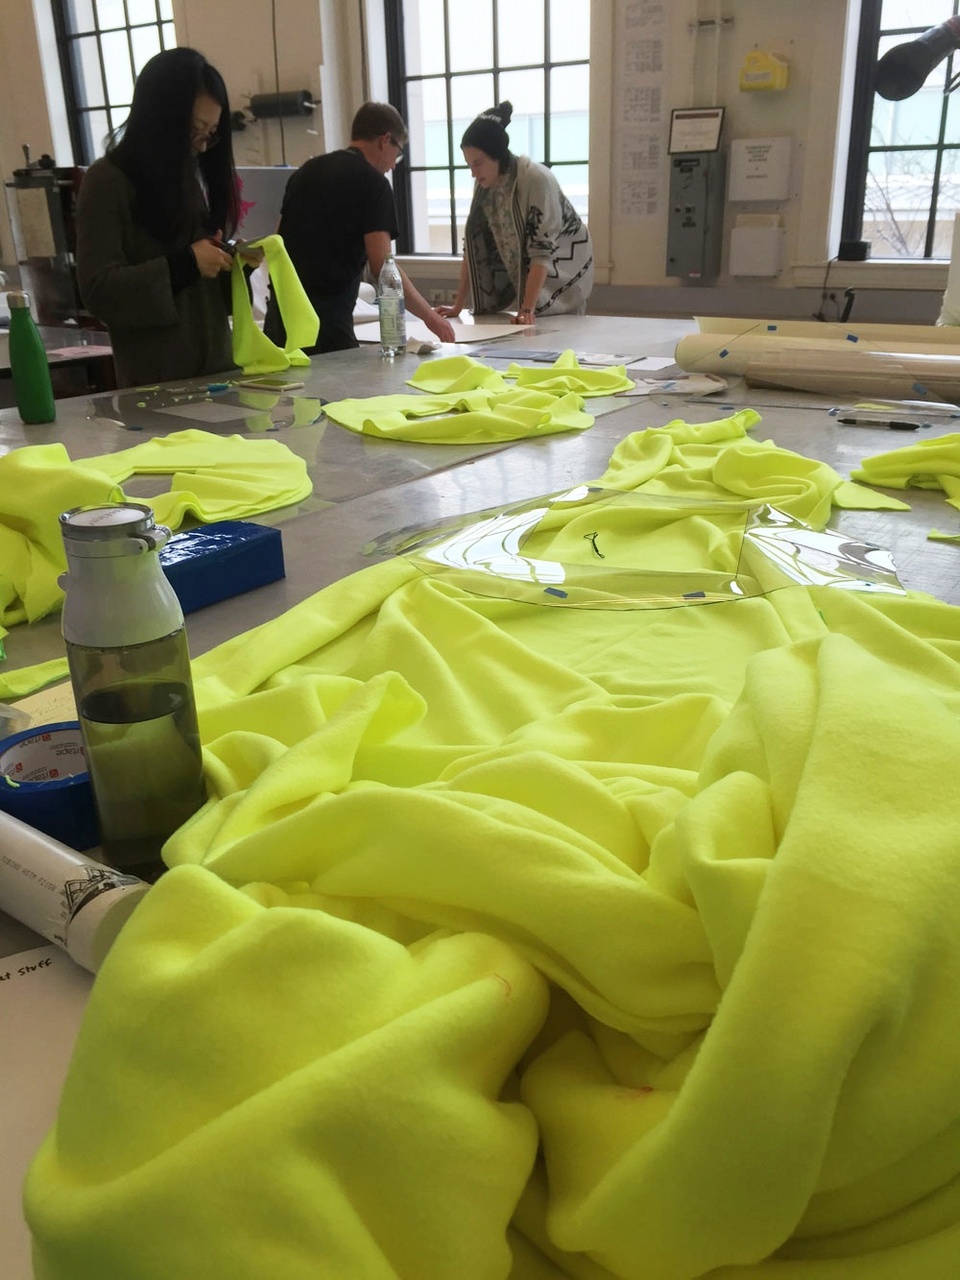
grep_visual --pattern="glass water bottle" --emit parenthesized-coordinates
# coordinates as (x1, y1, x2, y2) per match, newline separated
(59, 503, 206, 881)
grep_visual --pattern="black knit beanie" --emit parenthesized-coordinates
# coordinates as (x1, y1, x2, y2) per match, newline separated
(461, 101, 513, 160)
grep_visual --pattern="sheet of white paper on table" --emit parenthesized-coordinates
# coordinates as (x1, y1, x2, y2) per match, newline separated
(0, 945, 93, 1280)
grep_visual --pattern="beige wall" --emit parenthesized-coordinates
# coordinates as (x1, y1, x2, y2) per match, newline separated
(0, 1, 946, 319)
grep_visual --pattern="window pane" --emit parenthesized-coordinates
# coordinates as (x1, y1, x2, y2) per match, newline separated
(161, 21, 176, 47)
(864, 150, 934, 256)
(126, 0, 158, 23)
(498, 0, 545, 67)
(499, 70, 545, 159)
(548, 162, 589, 219)
(418, 77, 452, 166)
(454, 165, 475, 248)
(872, 84, 947, 147)
(64, 0, 96, 33)
(549, 65, 589, 160)
(448, 0, 493, 72)
(158, 0, 173, 18)
(130, 24, 160, 74)
(95, 0, 126, 30)
(101, 30, 134, 104)
(71, 36, 105, 108)
(450, 72, 495, 133)
(550, 0, 590, 63)
(404, 0, 446, 76)
(944, 88, 960, 143)
(880, 1, 953, 29)
(82, 108, 111, 158)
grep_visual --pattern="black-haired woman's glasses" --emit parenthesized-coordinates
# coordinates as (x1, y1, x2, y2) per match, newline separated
(191, 121, 221, 149)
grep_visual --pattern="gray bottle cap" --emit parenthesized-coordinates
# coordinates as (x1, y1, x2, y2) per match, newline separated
(7, 290, 31, 309)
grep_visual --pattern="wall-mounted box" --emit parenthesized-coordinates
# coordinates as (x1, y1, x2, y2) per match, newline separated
(728, 137, 793, 202)
(729, 225, 785, 276)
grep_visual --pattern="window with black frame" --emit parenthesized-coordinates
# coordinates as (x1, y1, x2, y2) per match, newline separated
(844, 1, 960, 259)
(385, 0, 590, 255)
(52, 0, 177, 166)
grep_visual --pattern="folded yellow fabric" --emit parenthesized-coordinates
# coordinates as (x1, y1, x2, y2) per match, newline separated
(23, 422, 960, 1278)
(0, 430, 311, 630)
(231, 234, 319, 374)
(322, 387, 593, 442)
(852, 433, 960, 510)
(506, 350, 635, 397)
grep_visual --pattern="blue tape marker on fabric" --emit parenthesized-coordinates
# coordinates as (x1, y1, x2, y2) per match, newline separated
(544, 587, 568, 598)
(846, 334, 858, 342)
(719, 348, 729, 357)
(913, 383, 928, 395)
(0, 722, 99, 852)
(767, 324, 777, 331)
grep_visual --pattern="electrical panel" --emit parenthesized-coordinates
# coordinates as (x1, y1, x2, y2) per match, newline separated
(665, 150, 726, 283)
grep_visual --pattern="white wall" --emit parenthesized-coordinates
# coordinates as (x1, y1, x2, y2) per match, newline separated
(0, 0, 948, 321)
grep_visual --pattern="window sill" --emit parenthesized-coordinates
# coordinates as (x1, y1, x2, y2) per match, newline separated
(792, 259, 949, 291)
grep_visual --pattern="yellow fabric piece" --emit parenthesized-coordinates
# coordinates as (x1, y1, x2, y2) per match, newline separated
(506, 350, 636, 398)
(407, 351, 635, 399)
(598, 412, 897, 526)
(852, 433, 960, 510)
(22, 420, 960, 1278)
(407, 354, 510, 394)
(928, 528, 960, 543)
(0, 430, 311, 631)
(323, 387, 593, 442)
(231, 234, 319, 375)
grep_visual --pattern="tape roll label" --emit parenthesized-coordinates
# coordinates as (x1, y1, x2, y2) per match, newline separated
(0, 728, 87, 785)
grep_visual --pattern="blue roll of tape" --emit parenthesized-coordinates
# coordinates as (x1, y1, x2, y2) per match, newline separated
(0, 722, 100, 852)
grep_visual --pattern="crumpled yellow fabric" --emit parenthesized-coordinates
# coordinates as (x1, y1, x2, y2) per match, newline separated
(598, 411, 907, 526)
(505, 350, 635, 397)
(0, 430, 311, 632)
(407, 354, 510, 394)
(23, 421, 960, 1278)
(322, 387, 593, 442)
(852, 432, 960, 511)
(408, 350, 635, 398)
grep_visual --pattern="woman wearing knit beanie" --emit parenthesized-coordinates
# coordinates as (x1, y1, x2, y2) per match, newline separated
(437, 101, 594, 325)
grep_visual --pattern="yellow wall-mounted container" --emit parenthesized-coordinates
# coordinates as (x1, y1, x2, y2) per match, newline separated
(739, 50, 790, 92)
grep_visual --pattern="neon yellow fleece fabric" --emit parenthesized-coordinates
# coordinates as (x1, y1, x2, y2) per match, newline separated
(24, 417, 960, 1278)
(852, 432, 960, 510)
(407, 350, 636, 398)
(322, 387, 594, 442)
(0, 430, 311, 631)
(230, 234, 320, 374)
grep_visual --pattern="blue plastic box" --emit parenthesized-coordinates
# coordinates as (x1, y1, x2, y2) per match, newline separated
(159, 521, 285, 614)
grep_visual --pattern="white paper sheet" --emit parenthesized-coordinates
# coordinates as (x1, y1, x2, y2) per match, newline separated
(0, 945, 92, 1280)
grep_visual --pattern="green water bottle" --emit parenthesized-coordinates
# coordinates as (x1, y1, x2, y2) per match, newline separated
(8, 290, 56, 424)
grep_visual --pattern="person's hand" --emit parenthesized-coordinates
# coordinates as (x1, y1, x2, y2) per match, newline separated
(191, 234, 233, 277)
(425, 310, 457, 343)
(435, 301, 463, 318)
(513, 307, 536, 326)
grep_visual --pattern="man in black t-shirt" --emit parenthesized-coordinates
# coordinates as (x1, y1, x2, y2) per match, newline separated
(265, 102, 455, 353)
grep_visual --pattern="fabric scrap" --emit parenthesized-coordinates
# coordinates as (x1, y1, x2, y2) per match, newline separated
(852, 433, 960, 510)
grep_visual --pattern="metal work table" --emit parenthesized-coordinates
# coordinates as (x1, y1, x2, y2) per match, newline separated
(2, 313, 959, 677)
(3, 314, 960, 1276)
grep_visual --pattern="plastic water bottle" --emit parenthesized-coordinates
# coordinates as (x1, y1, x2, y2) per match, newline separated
(59, 502, 206, 882)
(378, 254, 406, 357)
(8, 290, 55, 423)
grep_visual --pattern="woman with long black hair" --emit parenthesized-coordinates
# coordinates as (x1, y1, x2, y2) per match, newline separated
(75, 47, 243, 387)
